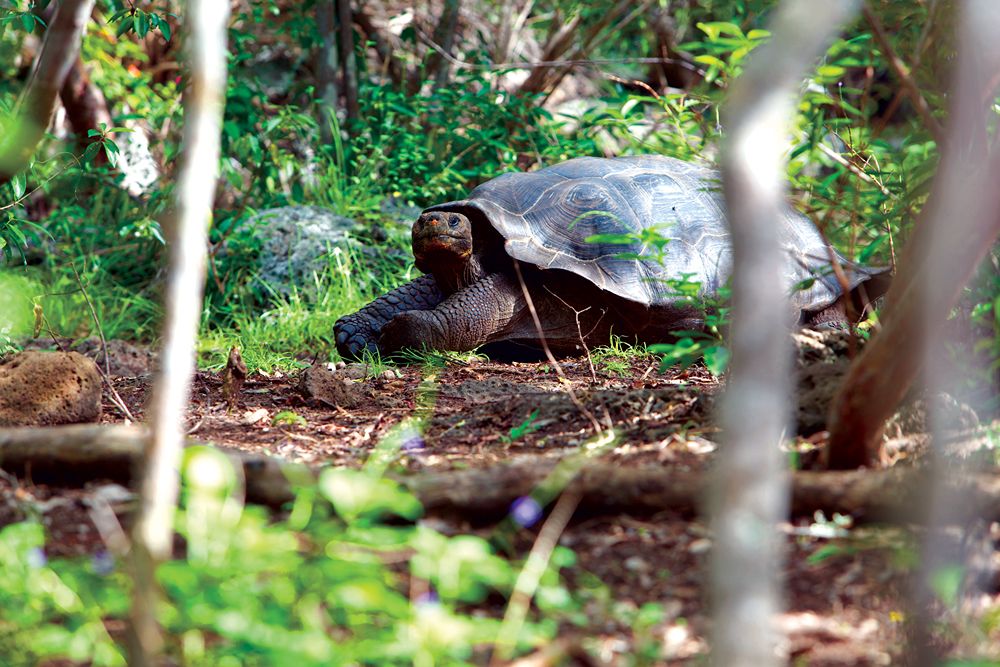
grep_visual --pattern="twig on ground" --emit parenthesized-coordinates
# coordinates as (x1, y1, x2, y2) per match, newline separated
(511, 260, 604, 434)
(64, 265, 137, 422)
(542, 286, 600, 382)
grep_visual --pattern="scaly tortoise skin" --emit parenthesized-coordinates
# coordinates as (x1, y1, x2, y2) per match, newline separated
(334, 155, 890, 359)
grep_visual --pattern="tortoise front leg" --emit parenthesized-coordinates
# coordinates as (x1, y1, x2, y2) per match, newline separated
(378, 273, 526, 354)
(334, 274, 444, 359)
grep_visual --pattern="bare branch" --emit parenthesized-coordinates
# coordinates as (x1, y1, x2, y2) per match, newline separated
(713, 3, 860, 666)
(0, 0, 95, 186)
(424, 0, 462, 89)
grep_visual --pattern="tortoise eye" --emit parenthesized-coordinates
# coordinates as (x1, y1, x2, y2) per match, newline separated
(448, 216, 459, 229)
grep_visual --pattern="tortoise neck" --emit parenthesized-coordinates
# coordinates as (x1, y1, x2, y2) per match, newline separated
(433, 253, 487, 293)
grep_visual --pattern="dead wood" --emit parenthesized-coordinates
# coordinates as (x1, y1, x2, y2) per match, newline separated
(424, 0, 461, 90)
(0, 424, 296, 507)
(352, 5, 405, 87)
(4, 425, 1000, 523)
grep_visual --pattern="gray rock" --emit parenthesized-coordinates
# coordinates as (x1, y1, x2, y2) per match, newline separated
(249, 206, 363, 297)
(0, 351, 102, 426)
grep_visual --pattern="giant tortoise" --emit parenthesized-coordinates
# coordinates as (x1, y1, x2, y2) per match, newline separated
(334, 155, 890, 359)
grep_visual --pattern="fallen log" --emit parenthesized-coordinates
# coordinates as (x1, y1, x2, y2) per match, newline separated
(0, 424, 297, 507)
(2, 424, 1000, 523)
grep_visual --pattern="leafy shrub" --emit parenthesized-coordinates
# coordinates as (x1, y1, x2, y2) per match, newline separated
(0, 447, 579, 666)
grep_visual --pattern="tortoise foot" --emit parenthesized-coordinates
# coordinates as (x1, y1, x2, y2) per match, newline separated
(334, 315, 380, 360)
(378, 310, 446, 355)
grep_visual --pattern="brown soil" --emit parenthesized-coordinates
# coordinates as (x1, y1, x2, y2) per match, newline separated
(2, 346, 998, 665)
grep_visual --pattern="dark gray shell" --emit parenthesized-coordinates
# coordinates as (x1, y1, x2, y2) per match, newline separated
(425, 155, 888, 314)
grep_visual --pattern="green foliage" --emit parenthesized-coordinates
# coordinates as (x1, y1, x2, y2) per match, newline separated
(0, 522, 126, 666)
(590, 335, 650, 377)
(106, 5, 173, 41)
(500, 409, 543, 444)
(0, 446, 578, 665)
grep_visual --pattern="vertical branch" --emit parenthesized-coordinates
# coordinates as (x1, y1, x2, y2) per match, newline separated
(316, 0, 339, 144)
(904, 2, 1000, 663)
(0, 0, 95, 185)
(127, 0, 230, 663)
(826, 6, 1000, 470)
(712, 3, 859, 667)
(425, 0, 462, 89)
(337, 0, 359, 128)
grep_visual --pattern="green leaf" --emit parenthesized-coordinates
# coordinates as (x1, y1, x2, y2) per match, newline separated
(698, 21, 744, 40)
(693, 54, 726, 69)
(703, 345, 730, 376)
(11, 172, 25, 199)
(136, 11, 149, 38)
(816, 64, 846, 78)
(319, 469, 422, 522)
(20, 12, 33, 33)
(929, 565, 965, 606)
(103, 142, 119, 168)
(115, 16, 132, 37)
(746, 29, 771, 41)
(159, 20, 171, 41)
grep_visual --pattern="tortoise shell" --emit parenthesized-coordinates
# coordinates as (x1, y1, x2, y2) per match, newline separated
(424, 155, 888, 315)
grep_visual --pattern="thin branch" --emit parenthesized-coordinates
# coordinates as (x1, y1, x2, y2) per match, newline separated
(511, 260, 604, 435)
(713, 3, 861, 666)
(337, 0, 359, 125)
(538, 0, 657, 99)
(68, 263, 137, 422)
(126, 0, 230, 663)
(863, 3, 946, 146)
(414, 29, 706, 77)
(491, 488, 581, 665)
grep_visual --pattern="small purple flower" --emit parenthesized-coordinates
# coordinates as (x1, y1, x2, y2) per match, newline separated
(92, 551, 115, 576)
(26, 547, 47, 569)
(400, 427, 425, 454)
(510, 496, 543, 528)
(415, 589, 439, 607)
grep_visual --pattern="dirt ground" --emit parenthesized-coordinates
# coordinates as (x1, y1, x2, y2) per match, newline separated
(3, 342, 999, 666)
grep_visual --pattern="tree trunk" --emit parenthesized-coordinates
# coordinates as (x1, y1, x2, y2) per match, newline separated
(316, 0, 339, 145)
(59, 58, 113, 151)
(0, 0, 96, 186)
(337, 0, 359, 128)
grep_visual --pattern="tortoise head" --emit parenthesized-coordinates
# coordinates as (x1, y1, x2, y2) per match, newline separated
(412, 211, 474, 277)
